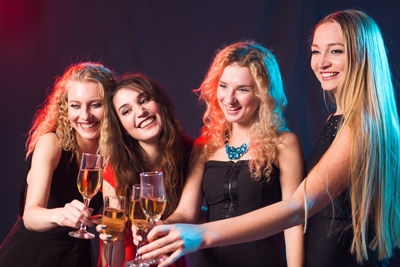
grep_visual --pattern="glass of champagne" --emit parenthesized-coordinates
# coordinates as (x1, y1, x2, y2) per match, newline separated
(125, 184, 152, 267)
(140, 171, 167, 264)
(69, 153, 103, 239)
(102, 196, 126, 267)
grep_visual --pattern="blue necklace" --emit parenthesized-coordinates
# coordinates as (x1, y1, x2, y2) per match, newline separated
(225, 141, 249, 160)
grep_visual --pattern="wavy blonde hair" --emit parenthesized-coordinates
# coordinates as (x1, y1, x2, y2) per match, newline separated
(197, 41, 288, 180)
(26, 62, 115, 159)
(100, 73, 191, 218)
(315, 10, 400, 262)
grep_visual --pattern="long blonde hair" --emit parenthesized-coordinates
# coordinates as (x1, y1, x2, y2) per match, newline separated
(197, 41, 288, 180)
(316, 10, 400, 261)
(26, 62, 115, 159)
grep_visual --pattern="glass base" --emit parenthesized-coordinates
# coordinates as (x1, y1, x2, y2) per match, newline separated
(125, 260, 150, 267)
(68, 230, 95, 239)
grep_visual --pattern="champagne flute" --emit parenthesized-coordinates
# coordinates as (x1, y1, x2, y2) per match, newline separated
(102, 196, 126, 267)
(69, 153, 103, 239)
(125, 184, 151, 267)
(140, 171, 167, 264)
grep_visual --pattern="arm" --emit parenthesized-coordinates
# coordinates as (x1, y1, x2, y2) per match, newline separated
(139, 125, 352, 266)
(23, 133, 92, 231)
(277, 132, 305, 267)
(164, 143, 205, 224)
(99, 179, 126, 267)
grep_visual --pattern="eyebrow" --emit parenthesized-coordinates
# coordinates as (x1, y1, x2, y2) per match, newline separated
(311, 42, 344, 47)
(219, 80, 253, 88)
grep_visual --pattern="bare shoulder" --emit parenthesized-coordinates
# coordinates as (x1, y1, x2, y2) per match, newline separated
(276, 131, 302, 152)
(31, 132, 62, 170)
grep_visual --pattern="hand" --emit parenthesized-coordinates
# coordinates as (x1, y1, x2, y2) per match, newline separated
(138, 223, 204, 267)
(96, 224, 113, 244)
(52, 199, 92, 228)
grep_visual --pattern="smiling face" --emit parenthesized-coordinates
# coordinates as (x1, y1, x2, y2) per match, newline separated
(113, 86, 163, 146)
(217, 63, 260, 127)
(311, 21, 346, 94)
(67, 80, 104, 143)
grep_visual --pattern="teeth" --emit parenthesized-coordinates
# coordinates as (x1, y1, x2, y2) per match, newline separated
(321, 72, 338, 78)
(140, 117, 155, 128)
(226, 106, 240, 111)
(80, 122, 97, 129)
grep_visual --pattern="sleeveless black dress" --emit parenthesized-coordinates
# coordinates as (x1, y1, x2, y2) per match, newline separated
(197, 160, 285, 267)
(305, 115, 400, 267)
(0, 149, 103, 267)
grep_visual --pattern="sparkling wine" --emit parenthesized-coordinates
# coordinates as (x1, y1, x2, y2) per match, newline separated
(140, 197, 166, 220)
(77, 169, 102, 199)
(129, 199, 150, 230)
(102, 207, 126, 242)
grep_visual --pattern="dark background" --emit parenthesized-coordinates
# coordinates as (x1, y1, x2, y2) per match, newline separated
(1, 0, 399, 262)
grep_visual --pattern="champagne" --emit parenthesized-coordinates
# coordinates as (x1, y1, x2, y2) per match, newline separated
(140, 197, 166, 220)
(129, 200, 150, 230)
(102, 207, 126, 242)
(77, 169, 102, 199)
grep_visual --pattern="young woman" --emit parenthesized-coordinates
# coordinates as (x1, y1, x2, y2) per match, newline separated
(0, 62, 116, 267)
(136, 41, 305, 267)
(97, 73, 192, 266)
(137, 10, 400, 267)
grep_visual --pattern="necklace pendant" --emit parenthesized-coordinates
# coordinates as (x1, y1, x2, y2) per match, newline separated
(225, 143, 248, 160)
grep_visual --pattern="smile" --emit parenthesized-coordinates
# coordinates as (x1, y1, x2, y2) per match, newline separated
(138, 116, 155, 128)
(225, 105, 241, 111)
(321, 72, 339, 78)
(78, 122, 99, 130)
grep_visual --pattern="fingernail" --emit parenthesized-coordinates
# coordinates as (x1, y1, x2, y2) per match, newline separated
(101, 225, 107, 229)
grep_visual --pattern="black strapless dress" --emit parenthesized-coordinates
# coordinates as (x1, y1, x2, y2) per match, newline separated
(196, 160, 285, 267)
(305, 115, 400, 267)
(0, 149, 103, 267)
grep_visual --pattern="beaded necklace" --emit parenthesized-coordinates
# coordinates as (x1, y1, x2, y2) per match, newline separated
(225, 141, 249, 160)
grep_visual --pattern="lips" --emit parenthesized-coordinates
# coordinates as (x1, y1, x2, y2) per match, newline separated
(321, 72, 339, 79)
(138, 116, 155, 128)
(78, 121, 100, 131)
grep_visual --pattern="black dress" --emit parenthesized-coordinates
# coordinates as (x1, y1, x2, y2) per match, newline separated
(197, 160, 285, 267)
(0, 149, 103, 267)
(305, 115, 400, 267)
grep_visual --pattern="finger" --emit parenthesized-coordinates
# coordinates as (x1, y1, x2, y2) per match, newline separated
(158, 249, 185, 267)
(99, 233, 113, 243)
(147, 225, 171, 242)
(139, 234, 178, 258)
(70, 199, 91, 217)
(96, 224, 107, 232)
(91, 214, 102, 225)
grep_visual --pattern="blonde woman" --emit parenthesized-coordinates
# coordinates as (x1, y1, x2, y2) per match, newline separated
(137, 10, 400, 267)
(135, 41, 305, 267)
(0, 62, 115, 267)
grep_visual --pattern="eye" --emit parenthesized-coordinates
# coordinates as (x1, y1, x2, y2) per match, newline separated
(121, 108, 131, 116)
(331, 49, 344, 54)
(238, 87, 250, 92)
(91, 102, 103, 108)
(311, 50, 320, 55)
(69, 103, 80, 109)
(139, 96, 151, 105)
(218, 83, 227, 89)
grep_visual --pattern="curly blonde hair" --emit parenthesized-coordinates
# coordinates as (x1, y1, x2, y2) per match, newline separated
(26, 62, 115, 159)
(197, 41, 288, 180)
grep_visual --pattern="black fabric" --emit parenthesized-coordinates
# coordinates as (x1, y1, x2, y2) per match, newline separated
(0, 149, 103, 267)
(305, 115, 399, 267)
(197, 160, 284, 267)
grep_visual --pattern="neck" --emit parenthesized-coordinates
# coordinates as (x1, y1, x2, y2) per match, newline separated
(76, 135, 99, 154)
(139, 140, 161, 170)
(229, 124, 251, 146)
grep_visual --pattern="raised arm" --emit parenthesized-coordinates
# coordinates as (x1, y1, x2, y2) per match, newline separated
(139, 126, 351, 266)
(164, 144, 205, 224)
(277, 132, 305, 267)
(23, 132, 92, 231)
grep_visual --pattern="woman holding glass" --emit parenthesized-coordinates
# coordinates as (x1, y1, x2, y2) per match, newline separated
(137, 41, 305, 267)
(97, 73, 192, 266)
(138, 10, 400, 267)
(0, 62, 115, 267)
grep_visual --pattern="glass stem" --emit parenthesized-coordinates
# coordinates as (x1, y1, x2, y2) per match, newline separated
(79, 197, 91, 232)
(108, 243, 114, 267)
